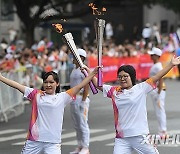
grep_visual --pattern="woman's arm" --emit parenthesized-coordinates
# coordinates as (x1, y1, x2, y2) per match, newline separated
(0, 73, 26, 94)
(151, 56, 180, 83)
(71, 66, 100, 96)
(85, 66, 103, 91)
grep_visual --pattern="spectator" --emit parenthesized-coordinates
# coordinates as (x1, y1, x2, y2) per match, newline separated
(105, 22, 114, 40)
(8, 27, 17, 44)
(142, 23, 152, 49)
(152, 23, 161, 46)
(176, 24, 180, 42)
(37, 36, 48, 53)
(58, 44, 68, 84)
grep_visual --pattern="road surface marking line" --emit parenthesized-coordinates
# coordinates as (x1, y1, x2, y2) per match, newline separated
(0, 129, 25, 135)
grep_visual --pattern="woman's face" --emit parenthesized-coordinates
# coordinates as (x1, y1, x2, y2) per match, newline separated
(118, 71, 133, 89)
(43, 75, 59, 95)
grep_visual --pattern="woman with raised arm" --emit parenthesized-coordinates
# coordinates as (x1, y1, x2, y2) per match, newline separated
(0, 67, 98, 154)
(86, 55, 180, 154)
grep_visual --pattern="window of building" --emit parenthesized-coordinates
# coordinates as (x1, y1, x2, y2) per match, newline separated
(1, 0, 14, 21)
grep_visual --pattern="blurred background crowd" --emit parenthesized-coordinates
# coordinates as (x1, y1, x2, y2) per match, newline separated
(1, 22, 180, 88)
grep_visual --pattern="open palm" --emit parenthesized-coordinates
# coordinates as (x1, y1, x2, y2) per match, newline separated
(171, 56, 180, 65)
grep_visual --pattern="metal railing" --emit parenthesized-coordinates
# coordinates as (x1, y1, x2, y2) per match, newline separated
(0, 71, 24, 122)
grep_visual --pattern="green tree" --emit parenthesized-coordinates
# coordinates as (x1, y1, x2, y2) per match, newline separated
(2, 0, 180, 46)
(3, 0, 95, 47)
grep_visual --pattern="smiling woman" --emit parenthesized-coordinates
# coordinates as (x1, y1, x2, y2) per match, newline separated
(0, 67, 99, 154)
(117, 65, 136, 90)
(42, 71, 60, 94)
(85, 55, 180, 154)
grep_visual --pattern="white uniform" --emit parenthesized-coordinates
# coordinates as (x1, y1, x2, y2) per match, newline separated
(103, 78, 158, 154)
(70, 67, 90, 148)
(21, 87, 74, 154)
(149, 62, 167, 133)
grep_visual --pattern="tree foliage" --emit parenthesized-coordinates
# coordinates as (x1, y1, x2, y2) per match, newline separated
(10, 0, 97, 46)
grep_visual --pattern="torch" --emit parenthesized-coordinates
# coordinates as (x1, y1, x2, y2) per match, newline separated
(94, 18, 105, 87)
(62, 32, 98, 94)
(52, 23, 98, 94)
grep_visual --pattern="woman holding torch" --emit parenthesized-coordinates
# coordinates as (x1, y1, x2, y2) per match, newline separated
(0, 67, 98, 154)
(85, 54, 180, 154)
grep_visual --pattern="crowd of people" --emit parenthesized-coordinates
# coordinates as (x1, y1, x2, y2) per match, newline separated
(0, 23, 180, 87)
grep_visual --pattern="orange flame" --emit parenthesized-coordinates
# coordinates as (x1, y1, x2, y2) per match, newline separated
(88, 3, 106, 15)
(52, 24, 63, 33)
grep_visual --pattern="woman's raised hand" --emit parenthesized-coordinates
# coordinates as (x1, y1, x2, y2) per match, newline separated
(171, 55, 180, 66)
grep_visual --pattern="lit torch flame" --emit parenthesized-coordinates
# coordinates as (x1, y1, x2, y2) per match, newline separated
(52, 23, 63, 33)
(89, 3, 106, 15)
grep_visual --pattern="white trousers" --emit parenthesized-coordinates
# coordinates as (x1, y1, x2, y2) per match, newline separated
(113, 136, 159, 154)
(70, 95, 90, 148)
(150, 89, 167, 132)
(21, 140, 61, 154)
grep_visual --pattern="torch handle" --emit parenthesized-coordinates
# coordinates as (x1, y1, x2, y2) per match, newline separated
(97, 67, 103, 87)
(82, 69, 98, 94)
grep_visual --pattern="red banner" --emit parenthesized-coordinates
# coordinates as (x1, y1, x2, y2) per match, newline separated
(88, 53, 179, 83)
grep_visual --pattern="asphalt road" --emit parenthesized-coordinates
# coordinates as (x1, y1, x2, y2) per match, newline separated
(0, 79, 180, 154)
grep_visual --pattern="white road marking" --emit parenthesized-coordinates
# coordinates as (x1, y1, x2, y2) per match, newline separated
(0, 133, 27, 142)
(12, 129, 106, 146)
(63, 132, 114, 145)
(0, 129, 25, 135)
(106, 142, 114, 146)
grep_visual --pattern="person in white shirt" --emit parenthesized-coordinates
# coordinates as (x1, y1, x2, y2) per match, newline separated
(105, 22, 114, 40)
(152, 23, 161, 45)
(85, 55, 180, 154)
(69, 49, 90, 154)
(148, 47, 167, 137)
(142, 23, 152, 49)
(0, 68, 98, 154)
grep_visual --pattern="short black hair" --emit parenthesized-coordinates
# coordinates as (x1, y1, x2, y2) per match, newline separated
(42, 71, 60, 93)
(117, 65, 136, 85)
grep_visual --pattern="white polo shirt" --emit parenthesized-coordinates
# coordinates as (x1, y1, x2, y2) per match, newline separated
(103, 78, 155, 138)
(70, 67, 85, 97)
(149, 62, 166, 89)
(24, 87, 74, 143)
